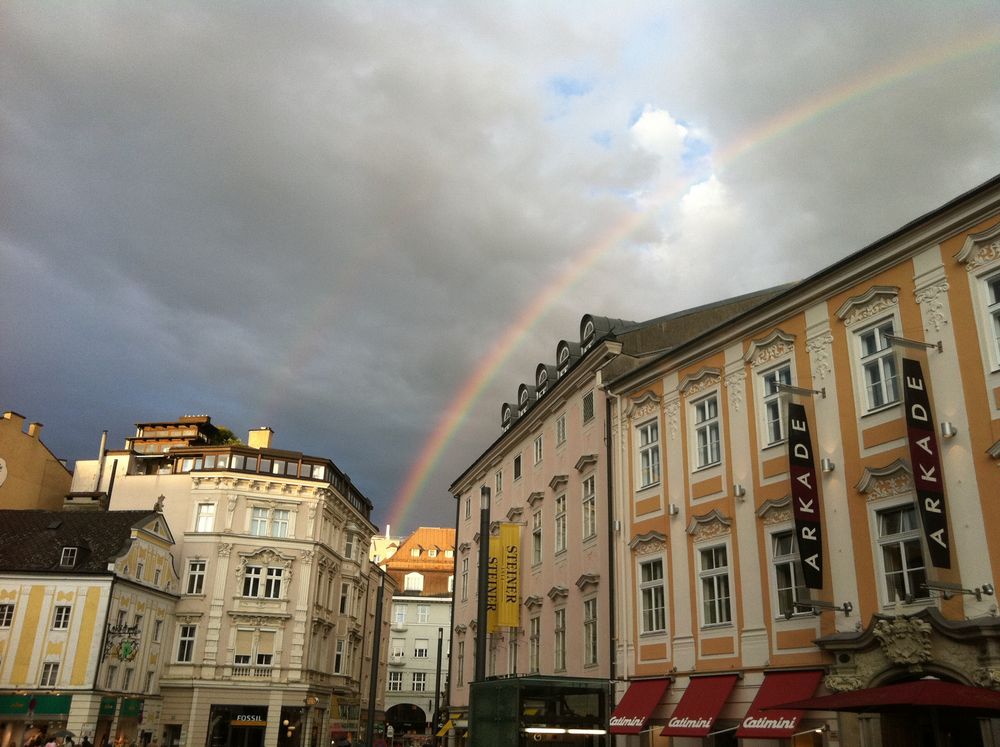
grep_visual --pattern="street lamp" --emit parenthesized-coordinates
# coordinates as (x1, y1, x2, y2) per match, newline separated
(302, 696, 318, 747)
(474, 486, 491, 683)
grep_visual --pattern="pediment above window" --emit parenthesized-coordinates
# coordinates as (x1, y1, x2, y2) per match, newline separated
(549, 474, 568, 492)
(988, 439, 1000, 459)
(744, 329, 796, 367)
(524, 595, 544, 610)
(454, 624, 467, 634)
(575, 454, 598, 472)
(835, 286, 899, 327)
(237, 547, 293, 572)
(686, 509, 731, 540)
(679, 367, 722, 397)
(628, 531, 667, 555)
(626, 390, 661, 420)
(489, 520, 500, 535)
(575, 573, 600, 592)
(856, 459, 913, 501)
(755, 495, 793, 525)
(547, 585, 569, 601)
(458, 542, 471, 554)
(955, 221, 1000, 272)
(527, 491, 545, 508)
(506, 506, 524, 522)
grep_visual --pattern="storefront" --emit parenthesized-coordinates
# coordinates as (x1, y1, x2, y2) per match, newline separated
(206, 706, 268, 747)
(0, 694, 72, 747)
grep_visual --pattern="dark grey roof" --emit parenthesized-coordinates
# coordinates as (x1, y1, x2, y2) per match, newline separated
(0, 510, 157, 573)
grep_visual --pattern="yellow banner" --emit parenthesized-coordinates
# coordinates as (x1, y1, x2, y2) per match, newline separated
(497, 522, 521, 628)
(487, 536, 500, 633)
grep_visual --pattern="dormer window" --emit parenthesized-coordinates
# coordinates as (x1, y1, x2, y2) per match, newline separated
(537, 369, 548, 395)
(411, 548, 421, 558)
(428, 548, 438, 558)
(582, 320, 595, 351)
(60, 547, 78, 568)
(502, 405, 513, 433)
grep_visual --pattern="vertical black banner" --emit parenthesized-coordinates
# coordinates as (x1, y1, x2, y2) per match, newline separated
(787, 401, 824, 589)
(902, 357, 952, 568)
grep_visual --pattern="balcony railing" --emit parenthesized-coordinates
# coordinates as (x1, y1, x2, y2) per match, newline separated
(388, 655, 406, 667)
(232, 665, 273, 678)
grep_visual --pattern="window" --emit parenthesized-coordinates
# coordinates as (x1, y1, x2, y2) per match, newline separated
(583, 599, 598, 667)
(533, 435, 543, 464)
(428, 548, 438, 557)
(195, 503, 215, 532)
(461, 559, 469, 601)
(0, 604, 13, 627)
(136, 562, 144, 580)
(122, 667, 133, 691)
(772, 530, 803, 617)
(117, 609, 127, 627)
(133, 613, 143, 630)
(60, 547, 78, 567)
(412, 672, 427, 691)
(554, 609, 566, 671)
(694, 395, 721, 468)
(582, 476, 596, 540)
(340, 583, 351, 615)
(638, 420, 660, 487)
(859, 319, 898, 410)
(391, 638, 405, 657)
(40, 662, 59, 688)
(445, 549, 454, 558)
(639, 559, 666, 633)
(699, 545, 731, 625)
(457, 640, 465, 687)
(393, 605, 407, 625)
(513, 454, 522, 480)
(877, 504, 929, 604)
(417, 604, 430, 623)
(243, 566, 262, 597)
(532, 511, 542, 565)
(177, 625, 196, 662)
(186, 559, 206, 594)
(404, 572, 424, 592)
(556, 414, 567, 446)
(554, 495, 567, 553)
(52, 605, 71, 630)
(153, 619, 162, 642)
(105, 664, 118, 689)
(265, 568, 283, 598)
(145, 671, 155, 693)
(335, 639, 346, 673)
(388, 671, 403, 692)
(761, 363, 792, 445)
(250, 507, 290, 538)
(529, 616, 540, 673)
(583, 391, 595, 423)
(414, 638, 429, 658)
(344, 533, 356, 560)
(465, 496, 471, 519)
(986, 273, 1000, 363)
(495, 469, 503, 494)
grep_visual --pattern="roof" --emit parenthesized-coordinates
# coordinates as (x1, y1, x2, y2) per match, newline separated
(385, 527, 455, 572)
(0, 510, 160, 573)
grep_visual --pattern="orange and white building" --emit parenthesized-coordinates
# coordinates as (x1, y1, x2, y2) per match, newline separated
(607, 175, 1000, 745)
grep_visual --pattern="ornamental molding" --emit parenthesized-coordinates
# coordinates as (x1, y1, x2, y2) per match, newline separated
(755, 495, 792, 525)
(175, 613, 203, 624)
(506, 506, 524, 522)
(686, 509, 732, 540)
(627, 390, 661, 421)
(229, 612, 289, 626)
(576, 573, 600, 591)
(955, 221, 1000, 272)
(454, 624, 467, 634)
(825, 674, 865, 693)
(872, 617, 933, 666)
(806, 331, 835, 381)
(973, 667, 1000, 690)
(523, 595, 544, 610)
(235, 547, 294, 579)
(549, 474, 569, 492)
(989, 440, 1000, 459)
(665, 400, 680, 440)
(218, 543, 232, 557)
(628, 531, 667, 555)
(744, 329, 796, 367)
(547, 585, 569, 601)
(679, 368, 722, 398)
(458, 542, 471, 554)
(527, 491, 545, 507)
(835, 286, 900, 327)
(914, 279, 951, 333)
(725, 370, 746, 412)
(856, 459, 913, 501)
(575, 454, 598, 472)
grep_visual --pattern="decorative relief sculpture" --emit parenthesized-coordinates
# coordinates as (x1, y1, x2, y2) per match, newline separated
(825, 674, 865, 693)
(972, 667, 1000, 689)
(872, 617, 932, 666)
(806, 332, 834, 381)
(725, 371, 745, 412)
(665, 400, 680, 440)
(915, 279, 950, 333)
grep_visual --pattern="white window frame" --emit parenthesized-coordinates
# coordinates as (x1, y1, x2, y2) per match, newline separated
(692, 394, 721, 469)
(513, 454, 522, 481)
(60, 547, 78, 567)
(582, 476, 596, 540)
(698, 543, 732, 627)
(556, 414, 567, 446)
(176, 624, 196, 662)
(637, 419, 661, 488)
(760, 362, 792, 446)
(40, 662, 59, 688)
(393, 604, 407, 625)
(768, 528, 804, 618)
(495, 468, 503, 494)
(583, 598, 598, 667)
(412, 671, 427, 691)
(457, 640, 465, 687)
(553, 608, 566, 672)
(533, 435, 543, 465)
(388, 671, 403, 692)
(857, 318, 899, 412)
(529, 616, 540, 673)
(461, 558, 469, 601)
(554, 494, 567, 554)
(404, 572, 424, 592)
(0, 604, 14, 627)
(873, 499, 931, 607)
(582, 390, 595, 423)
(186, 559, 206, 595)
(417, 604, 430, 623)
(52, 605, 71, 630)
(414, 639, 429, 658)
(639, 558, 666, 634)
(194, 502, 216, 532)
(532, 510, 542, 565)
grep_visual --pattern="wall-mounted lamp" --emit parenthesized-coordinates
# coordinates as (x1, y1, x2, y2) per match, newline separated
(668, 504, 680, 516)
(940, 421, 958, 438)
(733, 484, 746, 500)
(791, 598, 853, 617)
(820, 457, 835, 473)
(792, 724, 829, 737)
(922, 580, 994, 601)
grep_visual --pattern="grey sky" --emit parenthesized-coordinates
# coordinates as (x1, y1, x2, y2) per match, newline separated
(2, 1, 998, 532)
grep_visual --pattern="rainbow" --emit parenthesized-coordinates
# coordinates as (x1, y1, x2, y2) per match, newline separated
(386, 28, 1000, 532)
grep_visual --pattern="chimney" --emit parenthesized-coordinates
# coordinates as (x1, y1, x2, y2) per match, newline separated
(3, 411, 26, 431)
(248, 427, 274, 449)
(28, 422, 43, 439)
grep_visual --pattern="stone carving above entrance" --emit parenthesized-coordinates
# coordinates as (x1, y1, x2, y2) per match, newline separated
(872, 617, 932, 666)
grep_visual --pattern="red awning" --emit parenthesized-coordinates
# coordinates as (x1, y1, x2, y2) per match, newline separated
(735, 670, 823, 738)
(609, 678, 671, 734)
(660, 674, 738, 737)
(771, 678, 1000, 714)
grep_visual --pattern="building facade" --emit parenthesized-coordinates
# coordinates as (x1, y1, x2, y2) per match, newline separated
(69, 417, 393, 747)
(0, 509, 179, 747)
(0, 411, 71, 510)
(607, 175, 1000, 745)
(448, 301, 787, 745)
(381, 528, 454, 744)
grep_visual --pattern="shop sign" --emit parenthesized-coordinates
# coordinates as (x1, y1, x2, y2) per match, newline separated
(99, 698, 118, 717)
(0, 695, 31, 715)
(787, 402, 823, 589)
(230, 707, 268, 727)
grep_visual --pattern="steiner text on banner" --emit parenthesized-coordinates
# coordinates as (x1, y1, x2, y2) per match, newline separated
(487, 523, 521, 632)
